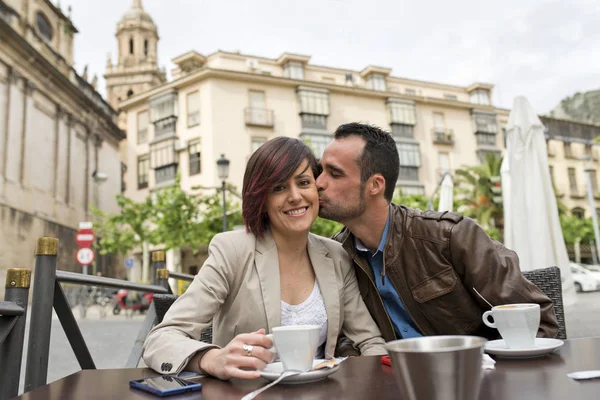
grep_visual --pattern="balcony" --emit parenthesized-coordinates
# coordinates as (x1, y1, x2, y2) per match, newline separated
(245, 108, 275, 128)
(154, 116, 178, 139)
(300, 114, 328, 131)
(432, 129, 454, 145)
(398, 166, 419, 181)
(155, 165, 178, 185)
(476, 132, 497, 147)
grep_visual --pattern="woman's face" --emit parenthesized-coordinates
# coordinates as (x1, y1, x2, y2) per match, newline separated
(266, 159, 319, 236)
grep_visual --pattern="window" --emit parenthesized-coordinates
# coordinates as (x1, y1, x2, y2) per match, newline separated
(398, 185, 425, 196)
(476, 133, 496, 146)
(247, 91, 268, 125)
(187, 91, 200, 127)
(568, 167, 578, 195)
(388, 101, 416, 125)
(397, 142, 420, 167)
(470, 89, 490, 105)
(585, 144, 594, 158)
(549, 165, 555, 185)
(137, 155, 149, 189)
(444, 94, 458, 101)
(137, 111, 149, 144)
(572, 207, 585, 219)
(300, 134, 331, 159)
(129, 38, 134, 55)
(144, 39, 148, 56)
(188, 140, 201, 176)
(35, 11, 53, 41)
(284, 62, 304, 80)
(366, 74, 387, 91)
(433, 113, 445, 133)
(564, 142, 573, 158)
(391, 124, 414, 138)
(251, 137, 267, 153)
(298, 88, 329, 131)
(439, 153, 451, 177)
(473, 112, 498, 134)
(405, 88, 416, 95)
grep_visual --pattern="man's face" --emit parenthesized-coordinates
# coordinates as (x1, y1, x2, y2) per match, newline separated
(316, 136, 366, 223)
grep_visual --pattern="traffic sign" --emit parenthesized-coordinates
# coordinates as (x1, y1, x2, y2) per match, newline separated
(76, 229, 95, 248)
(125, 257, 134, 269)
(76, 247, 96, 266)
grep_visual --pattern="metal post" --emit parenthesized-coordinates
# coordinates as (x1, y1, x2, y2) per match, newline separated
(156, 269, 172, 293)
(151, 251, 166, 286)
(24, 237, 59, 392)
(222, 180, 227, 232)
(0, 268, 31, 400)
(584, 165, 600, 263)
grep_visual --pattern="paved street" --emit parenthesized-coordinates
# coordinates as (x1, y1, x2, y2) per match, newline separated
(13, 292, 600, 394)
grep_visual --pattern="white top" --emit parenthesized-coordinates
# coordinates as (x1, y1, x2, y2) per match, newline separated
(280, 281, 328, 358)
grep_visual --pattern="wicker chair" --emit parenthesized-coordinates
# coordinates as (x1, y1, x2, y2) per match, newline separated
(522, 266, 567, 340)
(152, 293, 213, 343)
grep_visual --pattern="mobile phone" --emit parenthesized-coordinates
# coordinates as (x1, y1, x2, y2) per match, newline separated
(130, 375, 202, 397)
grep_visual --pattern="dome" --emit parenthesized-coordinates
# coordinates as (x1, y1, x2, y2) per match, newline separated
(119, 0, 155, 27)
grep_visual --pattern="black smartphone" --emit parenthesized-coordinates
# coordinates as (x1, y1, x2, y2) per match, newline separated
(130, 375, 202, 397)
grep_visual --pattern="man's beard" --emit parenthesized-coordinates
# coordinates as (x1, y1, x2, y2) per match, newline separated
(319, 185, 366, 223)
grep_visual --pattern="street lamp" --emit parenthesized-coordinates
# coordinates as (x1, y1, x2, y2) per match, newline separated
(580, 155, 600, 263)
(216, 154, 230, 232)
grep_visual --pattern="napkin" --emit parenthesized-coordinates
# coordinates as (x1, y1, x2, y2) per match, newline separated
(482, 354, 496, 370)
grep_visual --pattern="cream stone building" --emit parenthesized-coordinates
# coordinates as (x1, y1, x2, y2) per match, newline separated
(0, 0, 126, 289)
(110, 1, 600, 277)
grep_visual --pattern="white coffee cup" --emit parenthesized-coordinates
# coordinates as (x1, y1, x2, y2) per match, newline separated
(482, 303, 540, 349)
(270, 325, 320, 371)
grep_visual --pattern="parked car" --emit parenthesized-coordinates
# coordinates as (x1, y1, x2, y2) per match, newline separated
(579, 264, 600, 281)
(570, 263, 600, 292)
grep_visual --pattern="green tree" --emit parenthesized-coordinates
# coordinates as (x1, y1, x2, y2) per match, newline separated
(560, 214, 595, 246)
(195, 190, 243, 244)
(310, 217, 343, 237)
(455, 152, 504, 235)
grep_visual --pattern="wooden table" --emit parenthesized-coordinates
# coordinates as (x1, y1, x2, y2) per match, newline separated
(12, 337, 600, 400)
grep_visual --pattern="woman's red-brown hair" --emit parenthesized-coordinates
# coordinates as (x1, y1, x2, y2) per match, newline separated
(242, 137, 319, 237)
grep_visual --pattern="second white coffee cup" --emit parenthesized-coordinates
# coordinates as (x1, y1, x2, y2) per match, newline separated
(267, 325, 320, 371)
(482, 303, 540, 349)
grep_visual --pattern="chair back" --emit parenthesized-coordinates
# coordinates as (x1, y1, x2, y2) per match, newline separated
(522, 266, 567, 340)
(152, 293, 213, 343)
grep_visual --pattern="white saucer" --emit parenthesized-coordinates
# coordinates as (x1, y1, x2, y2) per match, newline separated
(259, 359, 340, 384)
(484, 338, 564, 359)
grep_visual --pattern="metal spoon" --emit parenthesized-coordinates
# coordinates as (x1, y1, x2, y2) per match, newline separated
(241, 370, 303, 400)
(473, 287, 495, 309)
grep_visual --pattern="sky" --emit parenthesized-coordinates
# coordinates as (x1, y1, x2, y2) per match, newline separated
(61, 0, 600, 114)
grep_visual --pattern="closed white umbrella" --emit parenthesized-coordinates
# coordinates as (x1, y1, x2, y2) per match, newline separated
(437, 173, 454, 212)
(504, 96, 575, 305)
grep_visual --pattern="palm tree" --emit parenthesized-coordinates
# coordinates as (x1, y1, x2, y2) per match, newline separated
(455, 152, 504, 239)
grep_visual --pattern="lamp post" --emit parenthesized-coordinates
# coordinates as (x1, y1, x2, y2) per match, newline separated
(581, 155, 600, 263)
(216, 154, 230, 232)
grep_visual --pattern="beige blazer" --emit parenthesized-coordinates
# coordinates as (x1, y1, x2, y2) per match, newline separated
(142, 229, 386, 375)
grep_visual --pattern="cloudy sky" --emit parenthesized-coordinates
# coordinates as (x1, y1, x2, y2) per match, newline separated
(63, 0, 600, 113)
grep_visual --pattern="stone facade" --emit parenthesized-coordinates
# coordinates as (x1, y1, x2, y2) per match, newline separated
(0, 0, 126, 293)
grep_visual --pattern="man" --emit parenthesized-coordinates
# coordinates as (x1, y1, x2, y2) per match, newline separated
(316, 122, 558, 342)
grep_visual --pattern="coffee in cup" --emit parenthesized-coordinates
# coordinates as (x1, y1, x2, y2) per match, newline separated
(270, 325, 320, 371)
(482, 303, 540, 349)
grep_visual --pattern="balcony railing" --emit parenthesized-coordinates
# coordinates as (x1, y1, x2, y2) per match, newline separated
(300, 114, 328, 131)
(245, 108, 274, 127)
(476, 132, 497, 146)
(153, 116, 177, 139)
(398, 166, 420, 181)
(432, 129, 454, 145)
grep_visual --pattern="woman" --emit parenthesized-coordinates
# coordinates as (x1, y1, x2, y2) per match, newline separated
(142, 137, 385, 380)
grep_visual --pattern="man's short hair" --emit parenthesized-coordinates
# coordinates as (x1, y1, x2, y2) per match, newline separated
(333, 123, 399, 202)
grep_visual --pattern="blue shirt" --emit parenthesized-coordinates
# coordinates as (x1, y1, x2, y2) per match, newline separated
(354, 209, 422, 339)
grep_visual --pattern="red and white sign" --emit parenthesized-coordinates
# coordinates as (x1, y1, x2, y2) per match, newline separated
(76, 229, 95, 248)
(76, 247, 96, 266)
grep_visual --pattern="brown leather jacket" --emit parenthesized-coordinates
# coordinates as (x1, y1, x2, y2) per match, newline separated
(335, 204, 559, 342)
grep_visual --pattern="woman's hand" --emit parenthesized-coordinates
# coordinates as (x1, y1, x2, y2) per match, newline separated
(199, 329, 274, 380)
